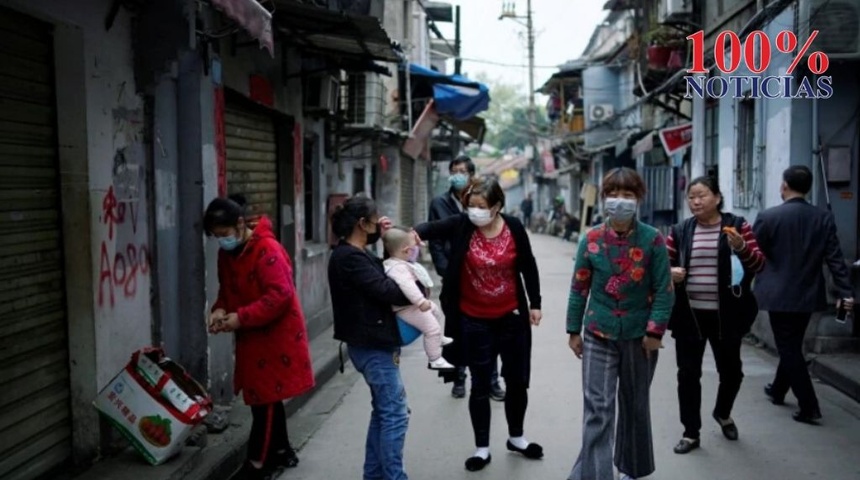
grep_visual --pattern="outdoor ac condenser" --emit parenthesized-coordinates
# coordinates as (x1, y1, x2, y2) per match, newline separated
(798, 0, 860, 60)
(588, 104, 615, 122)
(345, 72, 386, 129)
(303, 74, 340, 117)
(660, 0, 693, 24)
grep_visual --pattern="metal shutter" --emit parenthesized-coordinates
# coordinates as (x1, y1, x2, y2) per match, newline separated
(0, 7, 72, 479)
(224, 102, 279, 235)
(399, 156, 415, 226)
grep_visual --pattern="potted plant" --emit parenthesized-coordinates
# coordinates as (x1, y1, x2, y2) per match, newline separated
(646, 25, 685, 70)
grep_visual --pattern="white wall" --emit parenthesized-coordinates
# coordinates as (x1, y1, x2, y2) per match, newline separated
(8, 0, 153, 389)
(714, 6, 796, 220)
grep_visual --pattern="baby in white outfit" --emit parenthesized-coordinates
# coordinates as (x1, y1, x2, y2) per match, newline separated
(382, 227, 454, 370)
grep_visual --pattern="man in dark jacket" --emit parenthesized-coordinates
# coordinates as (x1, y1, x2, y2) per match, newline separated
(753, 165, 855, 424)
(520, 193, 534, 230)
(428, 155, 505, 401)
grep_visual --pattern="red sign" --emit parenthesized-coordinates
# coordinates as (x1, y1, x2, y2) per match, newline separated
(249, 74, 274, 107)
(658, 123, 692, 157)
(214, 87, 227, 197)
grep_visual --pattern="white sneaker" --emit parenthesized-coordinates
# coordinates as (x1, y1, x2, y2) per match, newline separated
(428, 357, 456, 370)
(620, 474, 636, 480)
(441, 336, 454, 346)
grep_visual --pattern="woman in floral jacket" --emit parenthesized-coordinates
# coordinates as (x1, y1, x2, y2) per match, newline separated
(566, 168, 674, 480)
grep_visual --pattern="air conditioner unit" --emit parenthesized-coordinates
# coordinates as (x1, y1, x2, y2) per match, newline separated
(345, 72, 386, 129)
(659, 0, 693, 23)
(798, 0, 860, 60)
(588, 104, 614, 122)
(303, 74, 340, 117)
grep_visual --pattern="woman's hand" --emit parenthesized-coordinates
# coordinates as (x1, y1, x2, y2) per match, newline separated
(208, 309, 226, 334)
(725, 229, 745, 251)
(378, 216, 393, 234)
(670, 267, 687, 284)
(218, 313, 241, 332)
(642, 336, 662, 358)
(529, 309, 542, 326)
(569, 334, 583, 359)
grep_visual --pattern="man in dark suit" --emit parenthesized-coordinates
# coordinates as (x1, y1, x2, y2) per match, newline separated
(428, 155, 505, 401)
(753, 165, 855, 424)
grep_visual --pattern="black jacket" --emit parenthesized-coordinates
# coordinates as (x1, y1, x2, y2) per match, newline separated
(427, 190, 463, 276)
(668, 213, 760, 340)
(328, 241, 410, 348)
(414, 213, 541, 377)
(752, 198, 853, 313)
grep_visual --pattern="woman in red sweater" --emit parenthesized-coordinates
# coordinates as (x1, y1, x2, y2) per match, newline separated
(204, 195, 315, 480)
(414, 178, 543, 472)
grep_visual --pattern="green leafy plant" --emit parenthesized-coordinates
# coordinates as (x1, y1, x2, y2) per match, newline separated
(646, 25, 685, 48)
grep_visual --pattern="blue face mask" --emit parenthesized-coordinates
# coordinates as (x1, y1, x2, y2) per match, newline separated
(218, 235, 241, 251)
(449, 173, 469, 191)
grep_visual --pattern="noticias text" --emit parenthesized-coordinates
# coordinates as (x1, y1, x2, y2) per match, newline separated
(684, 75, 833, 100)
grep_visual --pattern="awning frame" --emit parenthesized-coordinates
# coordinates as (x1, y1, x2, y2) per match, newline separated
(272, 1, 401, 63)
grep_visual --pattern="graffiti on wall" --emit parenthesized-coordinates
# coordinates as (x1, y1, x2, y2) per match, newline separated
(98, 108, 151, 308)
(99, 183, 151, 308)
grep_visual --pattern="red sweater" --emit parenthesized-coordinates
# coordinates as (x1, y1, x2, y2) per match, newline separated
(459, 224, 519, 319)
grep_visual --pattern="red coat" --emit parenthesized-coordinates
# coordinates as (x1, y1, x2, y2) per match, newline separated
(212, 217, 315, 405)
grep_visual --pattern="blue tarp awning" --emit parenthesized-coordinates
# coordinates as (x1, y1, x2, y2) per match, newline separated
(403, 63, 490, 121)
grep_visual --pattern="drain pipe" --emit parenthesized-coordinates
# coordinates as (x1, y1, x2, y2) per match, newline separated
(811, 93, 819, 206)
(811, 93, 830, 210)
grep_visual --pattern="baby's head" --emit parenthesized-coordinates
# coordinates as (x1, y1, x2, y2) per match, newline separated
(382, 227, 419, 262)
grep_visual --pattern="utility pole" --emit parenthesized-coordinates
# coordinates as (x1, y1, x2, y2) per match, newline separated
(452, 5, 462, 158)
(500, 1, 539, 210)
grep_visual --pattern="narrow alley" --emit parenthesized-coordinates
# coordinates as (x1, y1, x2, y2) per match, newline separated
(278, 233, 860, 480)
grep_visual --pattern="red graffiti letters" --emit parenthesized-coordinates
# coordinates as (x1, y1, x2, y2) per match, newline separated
(99, 241, 150, 308)
(102, 186, 140, 241)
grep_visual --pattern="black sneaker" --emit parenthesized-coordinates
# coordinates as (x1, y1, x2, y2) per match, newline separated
(271, 449, 299, 468)
(452, 381, 466, 398)
(490, 383, 506, 402)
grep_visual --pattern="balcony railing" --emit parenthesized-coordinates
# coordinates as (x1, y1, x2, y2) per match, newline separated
(553, 111, 585, 136)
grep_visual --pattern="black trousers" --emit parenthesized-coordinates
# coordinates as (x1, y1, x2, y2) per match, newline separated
(769, 312, 819, 413)
(462, 313, 531, 447)
(675, 310, 744, 439)
(249, 401, 292, 465)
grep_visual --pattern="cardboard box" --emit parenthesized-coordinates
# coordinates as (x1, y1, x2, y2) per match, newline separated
(94, 348, 213, 465)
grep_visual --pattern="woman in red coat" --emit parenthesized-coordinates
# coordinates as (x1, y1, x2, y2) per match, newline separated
(204, 195, 315, 480)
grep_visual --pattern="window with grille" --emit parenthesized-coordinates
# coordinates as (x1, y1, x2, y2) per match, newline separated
(704, 99, 719, 182)
(734, 98, 755, 208)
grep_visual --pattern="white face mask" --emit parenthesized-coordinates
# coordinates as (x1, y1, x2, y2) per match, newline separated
(604, 197, 638, 222)
(467, 207, 493, 227)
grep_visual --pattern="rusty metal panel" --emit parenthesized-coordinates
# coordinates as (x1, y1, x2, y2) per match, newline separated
(225, 104, 279, 234)
(0, 6, 72, 479)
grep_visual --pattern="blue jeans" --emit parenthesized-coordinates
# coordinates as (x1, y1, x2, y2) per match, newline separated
(348, 345, 410, 480)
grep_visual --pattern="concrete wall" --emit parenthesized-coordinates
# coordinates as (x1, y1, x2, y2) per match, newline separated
(701, 5, 860, 350)
(217, 38, 335, 341)
(2, 0, 153, 462)
(377, 146, 404, 223)
(582, 66, 621, 148)
(714, 6, 796, 218)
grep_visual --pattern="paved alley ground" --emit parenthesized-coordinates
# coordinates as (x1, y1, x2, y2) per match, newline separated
(278, 233, 860, 480)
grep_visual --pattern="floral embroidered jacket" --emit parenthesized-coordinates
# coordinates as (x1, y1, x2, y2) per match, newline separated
(566, 221, 675, 341)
